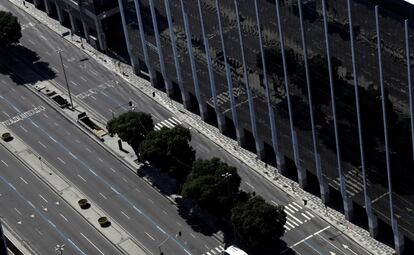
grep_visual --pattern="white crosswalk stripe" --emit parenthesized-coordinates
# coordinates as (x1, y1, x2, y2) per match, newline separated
(154, 117, 181, 131)
(334, 169, 365, 197)
(283, 202, 315, 232)
(202, 245, 224, 255)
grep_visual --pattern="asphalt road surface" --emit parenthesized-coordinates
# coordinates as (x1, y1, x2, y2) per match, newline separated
(0, 145, 123, 255)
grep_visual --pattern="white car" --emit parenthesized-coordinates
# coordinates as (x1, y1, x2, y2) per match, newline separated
(223, 245, 248, 255)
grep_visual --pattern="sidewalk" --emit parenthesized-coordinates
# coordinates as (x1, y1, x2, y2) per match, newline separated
(2, 219, 36, 255)
(8, 0, 395, 254)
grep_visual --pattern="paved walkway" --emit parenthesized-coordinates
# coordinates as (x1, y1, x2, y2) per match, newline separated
(7, 0, 395, 254)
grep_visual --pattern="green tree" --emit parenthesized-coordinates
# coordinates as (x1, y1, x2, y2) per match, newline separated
(139, 126, 195, 181)
(106, 111, 154, 154)
(0, 11, 21, 47)
(181, 158, 241, 216)
(230, 196, 286, 248)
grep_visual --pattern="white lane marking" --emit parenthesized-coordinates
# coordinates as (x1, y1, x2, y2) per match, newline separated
(54, 122, 59, 126)
(75, 139, 81, 143)
(89, 70, 98, 76)
(2, 111, 10, 117)
(283, 226, 331, 252)
(285, 221, 296, 229)
(292, 201, 303, 209)
(90, 96, 97, 100)
(162, 119, 174, 128)
(284, 206, 295, 214)
(77, 174, 87, 182)
(145, 232, 156, 241)
(157, 226, 166, 234)
(38, 141, 47, 148)
(170, 117, 181, 124)
(28, 39, 36, 45)
(1, 160, 8, 167)
(35, 228, 43, 236)
(39, 194, 48, 203)
(176, 221, 182, 226)
(244, 181, 254, 189)
(162, 210, 168, 215)
(57, 157, 65, 164)
(80, 232, 105, 255)
(122, 178, 128, 183)
(14, 208, 22, 215)
(86, 147, 92, 152)
(317, 233, 347, 255)
(43, 113, 49, 118)
(99, 192, 107, 199)
(89, 169, 98, 176)
(80, 76, 87, 82)
(110, 167, 116, 173)
(20, 95, 26, 100)
(60, 213, 68, 222)
(301, 212, 311, 221)
(287, 204, 299, 212)
(121, 211, 130, 220)
(98, 157, 103, 162)
(70, 80, 79, 86)
(147, 198, 154, 204)
(190, 233, 196, 239)
(40, 35, 47, 41)
(285, 210, 303, 225)
(20, 125, 27, 132)
(305, 211, 314, 218)
(19, 177, 28, 184)
(215, 246, 223, 252)
(51, 67, 59, 73)
(69, 152, 77, 159)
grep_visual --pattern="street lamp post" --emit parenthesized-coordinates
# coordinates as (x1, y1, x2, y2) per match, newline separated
(56, 50, 74, 109)
(55, 244, 65, 255)
(221, 172, 232, 195)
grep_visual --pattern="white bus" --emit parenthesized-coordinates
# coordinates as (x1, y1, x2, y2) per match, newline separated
(223, 245, 248, 255)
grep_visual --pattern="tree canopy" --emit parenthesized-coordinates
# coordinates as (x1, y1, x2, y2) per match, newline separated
(106, 111, 154, 153)
(181, 158, 241, 216)
(0, 11, 21, 47)
(139, 126, 195, 181)
(230, 196, 286, 248)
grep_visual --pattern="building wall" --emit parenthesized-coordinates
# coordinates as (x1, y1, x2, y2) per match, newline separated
(119, 0, 414, 252)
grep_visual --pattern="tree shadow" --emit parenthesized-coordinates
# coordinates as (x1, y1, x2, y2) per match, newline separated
(0, 44, 56, 85)
(137, 164, 179, 195)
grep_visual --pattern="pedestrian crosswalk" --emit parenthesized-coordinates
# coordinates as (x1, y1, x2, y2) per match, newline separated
(333, 168, 365, 197)
(278, 201, 315, 231)
(202, 245, 224, 255)
(154, 117, 181, 131)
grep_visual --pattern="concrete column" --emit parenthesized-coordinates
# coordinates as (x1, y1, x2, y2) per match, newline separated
(118, 0, 136, 68)
(55, 3, 64, 24)
(298, 0, 325, 195)
(375, 6, 402, 253)
(276, 0, 306, 188)
(68, 10, 77, 33)
(33, 0, 41, 8)
(197, 0, 226, 133)
(134, 0, 156, 86)
(347, 0, 374, 228)
(181, 0, 208, 121)
(322, 0, 353, 219)
(94, 18, 107, 51)
(405, 19, 414, 162)
(149, 0, 173, 97)
(43, 0, 51, 15)
(215, 0, 244, 145)
(164, 0, 190, 109)
(234, 0, 264, 158)
(254, 0, 284, 171)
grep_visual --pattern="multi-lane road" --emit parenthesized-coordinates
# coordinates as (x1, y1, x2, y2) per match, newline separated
(0, 145, 123, 255)
(0, 1, 379, 254)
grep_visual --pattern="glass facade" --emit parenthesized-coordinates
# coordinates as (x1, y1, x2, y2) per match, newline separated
(119, 0, 414, 251)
